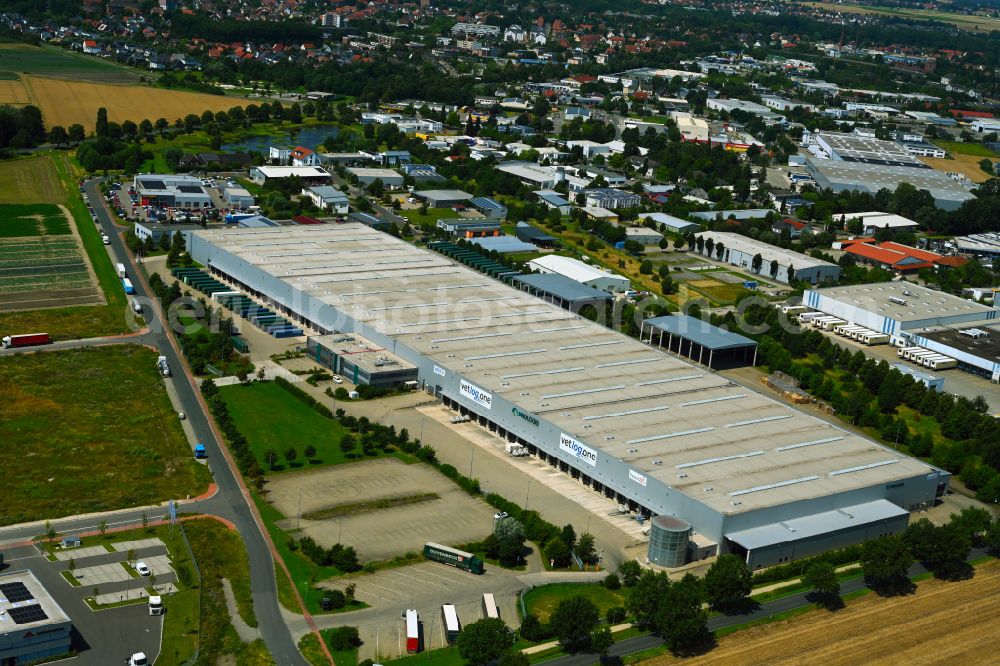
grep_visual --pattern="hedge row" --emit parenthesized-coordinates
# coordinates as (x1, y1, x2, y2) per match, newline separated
(750, 544, 862, 585)
(274, 375, 334, 418)
(200, 379, 263, 489)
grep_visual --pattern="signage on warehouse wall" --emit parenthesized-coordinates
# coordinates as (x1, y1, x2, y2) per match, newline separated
(629, 469, 647, 487)
(512, 407, 539, 426)
(460, 379, 492, 410)
(433, 365, 446, 377)
(559, 433, 598, 467)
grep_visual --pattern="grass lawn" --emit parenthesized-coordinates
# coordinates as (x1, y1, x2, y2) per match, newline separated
(522, 582, 626, 623)
(183, 518, 273, 665)
(0, 155, 67, 204)
(254, 495, 368, 616)
(398, 207, 460, 227)
(933, 140, 998, 158)
(0, 346, 212, 525)
(218, 381, 350, 472)
(298, 631, 358, 666)
(383, 646, 466, 666)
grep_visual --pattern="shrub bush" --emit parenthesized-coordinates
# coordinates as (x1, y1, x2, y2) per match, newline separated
(327, 626, 361, 651)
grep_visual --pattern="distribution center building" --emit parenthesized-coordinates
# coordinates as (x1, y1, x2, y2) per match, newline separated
(188, 225, 948, 569)
(0, 570, 72, 664)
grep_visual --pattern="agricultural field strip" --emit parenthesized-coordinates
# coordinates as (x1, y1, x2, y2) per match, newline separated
(0, 205, 91, 293)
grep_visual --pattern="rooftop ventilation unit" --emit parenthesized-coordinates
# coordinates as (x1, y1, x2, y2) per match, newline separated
(653, 459, 663, 465)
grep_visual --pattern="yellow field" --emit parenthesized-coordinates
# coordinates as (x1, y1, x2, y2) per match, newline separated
(802, 1, 1000, 33)
(645, 560, 1000, 666)
(919, 154, 993, 184)
(0, 79, 30, 105)
(20, 75, 251, 130)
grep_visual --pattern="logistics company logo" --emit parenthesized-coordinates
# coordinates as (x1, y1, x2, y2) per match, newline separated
(629, 469, 647, 487)
(559, 433, 597, 467)
(460, 379, 492, 410)
(433, 365, 446, 377)
(512, 407, 539, 426)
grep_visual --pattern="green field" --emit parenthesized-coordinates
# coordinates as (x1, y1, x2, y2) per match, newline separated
(522, 582, 626, 624)
(0, 237, 90, 293)
(183, 518, 273, 665)
(0, 42, 142, 83)
(298, 631, 358, 666)
(933, 140, 998, 158)
(0, 155, 67, 204)
(397, 207, 460, 227)
(219, 382, 350, 472)
(0, 346, 212, 525)
(802, 1, 1000, 33)
(0, 203, 69, 237)
(0, 155, 128, 339)
(383, 646, 466, 666)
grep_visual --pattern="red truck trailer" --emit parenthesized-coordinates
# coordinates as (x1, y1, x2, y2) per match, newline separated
(2, 332, 51, 349)
(404, 609, 419, 653)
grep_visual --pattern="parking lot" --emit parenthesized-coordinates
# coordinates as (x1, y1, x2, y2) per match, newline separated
(266, 458, 497, 561)
(323, 561, 525, 660)
(1, 539, 167, 665)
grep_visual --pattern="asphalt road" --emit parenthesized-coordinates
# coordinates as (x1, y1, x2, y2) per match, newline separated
(79, 180, 307, 665)
(543, 550, 987, 666)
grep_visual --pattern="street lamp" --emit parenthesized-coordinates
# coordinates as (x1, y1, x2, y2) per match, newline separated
(524, 478, 532, 510)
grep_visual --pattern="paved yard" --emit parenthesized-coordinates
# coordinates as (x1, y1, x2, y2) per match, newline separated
(71, 561, 133, 585)
(53, 545, 108, 560)
(112, 537, 164, 552)
(265, 458, 496, 561)
(95, 582, 176, 606)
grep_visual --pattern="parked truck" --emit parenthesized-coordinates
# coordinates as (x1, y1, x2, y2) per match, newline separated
(423, 542, 484, 574)
(2, 332, 51, 349)
(157, 355, 171, 377)
(148, 595, 164, 616)
(403, 609, 420, 653)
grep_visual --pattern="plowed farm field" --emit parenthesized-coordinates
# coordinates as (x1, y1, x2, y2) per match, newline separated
(646, 559, 1000, 666)
(21, 76, 250, 130)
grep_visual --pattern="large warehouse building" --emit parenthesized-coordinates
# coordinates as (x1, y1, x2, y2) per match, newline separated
(694, 231, 841, 285)
(188, 225, 948, 569)
(0, 570, 72, 664)
(804, 282, 1000, 379)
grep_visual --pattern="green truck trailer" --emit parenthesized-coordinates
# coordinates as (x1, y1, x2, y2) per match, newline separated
(423, 542, 484, 574)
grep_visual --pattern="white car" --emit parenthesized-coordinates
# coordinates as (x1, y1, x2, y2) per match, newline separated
(178, 412, 185, 420)
(494, 511, 509, 521)
(332, 375, 343, 384)
(135, 561, 151, 576)
(102, 235, 110, 245)
(127, 653, 148, 666)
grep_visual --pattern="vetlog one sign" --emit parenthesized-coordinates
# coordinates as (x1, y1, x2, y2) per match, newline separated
(559, 433, 598, 467)
(512, 407, 539, 426)
(629, 469, 647, 487)
(460, 379, 493, 410)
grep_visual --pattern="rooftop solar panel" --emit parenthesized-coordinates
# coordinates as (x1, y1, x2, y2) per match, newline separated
(8, 604, 47, 624)
(0, 582, 32, 603)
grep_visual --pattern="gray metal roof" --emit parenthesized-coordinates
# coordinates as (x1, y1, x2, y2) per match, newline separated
(414, 189, 474, 202)
(470, 196, 507, 211)
(514, 273, 613, 303)
(725, 499, 908, 550)
(644, 314, 757, 351)
(469, 236, 537, 254)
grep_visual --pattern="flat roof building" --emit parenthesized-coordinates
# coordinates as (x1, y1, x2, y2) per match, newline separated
(134, 174, 213, 209)
(624, 226, 664, 245)
(516, 221, 557, 248)
(584, 188, 642, 210)
(638, 212, 701, 235)
(413, 189, 475, 208)
(469, 235, 537, 254)
(805, 157, 975, 211)
(810, 132, 926, 168)
(839, 211, 919, 235)
(528, 254, 630, 293)
(187, 225, 948, 569)
(346, 167, 404, 188)
(436, 218, 502, 238)
(470, 196, 508, 221)
(249, 166, 332, 186)
(512, 273, 613, 313)
(534, 190, 571, 216)
(642, 314, 757, 369)
(307, 333, 418, 387)
(0, 570, 72, 664)
(222, 185, 254, 209)
(695, 231, 841, 285)
(804, 282, 998, 337)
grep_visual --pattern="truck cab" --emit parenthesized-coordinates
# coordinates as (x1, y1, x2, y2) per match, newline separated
(127, 653, 147, 666)
(148, 595, 164, 616)
(194, 444, 207, 459)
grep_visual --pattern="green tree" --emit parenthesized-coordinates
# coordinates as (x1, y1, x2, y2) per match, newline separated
(264, 448, 278, 470)
(457, 617, 515, 665)
(339, 433, 356, 456)
(544, 537, 572, 568)
(68, 123, 85, 143)
(590, 624, 613, 659)
(494, 517, 526, 567)
(655, 573, 708, 655)
(618, 560, 642, 587)
(304, 444, 317, 460)
(703, 553, 752, 612)
(497, 649, 530, 666)
(803, 561, 840, 607)
(904, 519, 971, 580)
(518, 613, 549, 642)
(639, 259, 653, 274)
(549, 596, 599, 648)
(576, 532, 597, 565)
(48, 125, 68, 147)
(627, 569, 670, 627)
(949, 506, 992, 543)
(861, 535, 914, 594)
(95, 107, 109, 137)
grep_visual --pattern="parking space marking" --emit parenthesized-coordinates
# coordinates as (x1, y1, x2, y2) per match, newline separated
(390, 571, 451, 590)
